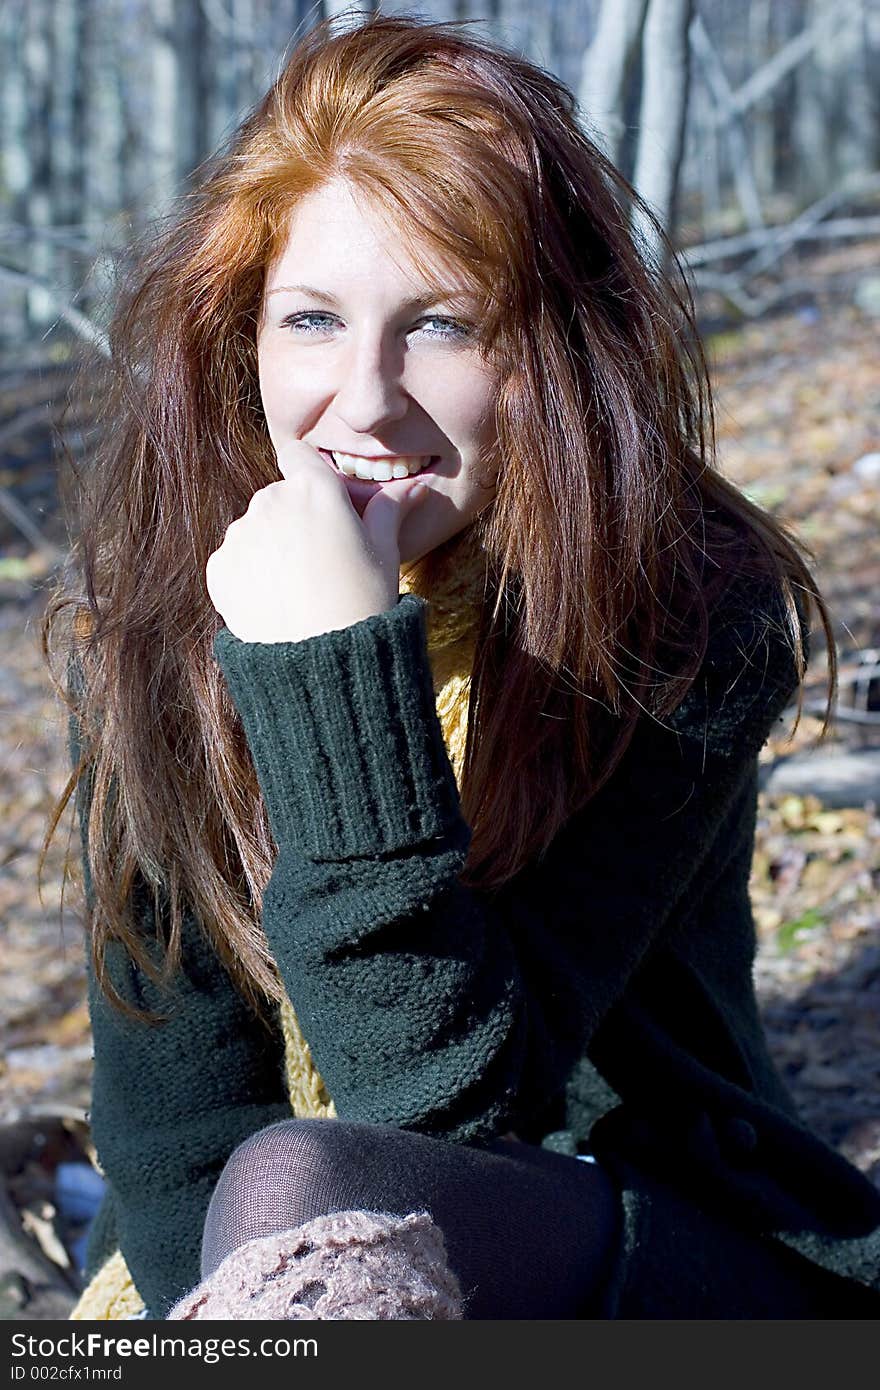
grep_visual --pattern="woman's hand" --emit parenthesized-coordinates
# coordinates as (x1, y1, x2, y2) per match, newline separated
(206, 440, 429, 643)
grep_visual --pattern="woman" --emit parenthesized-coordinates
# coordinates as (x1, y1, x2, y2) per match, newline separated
(45, 13, 880, 1319)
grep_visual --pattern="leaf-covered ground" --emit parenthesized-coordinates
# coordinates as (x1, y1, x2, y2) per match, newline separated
(706, 241, 880, 1179)
(1, 243, 878, 1312)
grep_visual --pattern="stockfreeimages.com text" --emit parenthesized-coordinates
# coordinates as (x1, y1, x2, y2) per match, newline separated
(10, 1333, 316, 1365)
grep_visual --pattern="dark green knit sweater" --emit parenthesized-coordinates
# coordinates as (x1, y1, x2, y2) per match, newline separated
(72, 571, 880, 1317)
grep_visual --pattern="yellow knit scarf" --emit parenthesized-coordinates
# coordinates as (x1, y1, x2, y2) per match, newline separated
(70, 525, 487, 1319)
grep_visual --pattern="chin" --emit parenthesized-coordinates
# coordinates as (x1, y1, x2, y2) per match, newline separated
(398, 541, 431, 569)
(400, 514, 467, 570)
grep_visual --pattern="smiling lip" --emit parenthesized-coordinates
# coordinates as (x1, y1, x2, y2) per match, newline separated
(323, 452, 430, 460)
(316, 450, 440, 517)
(317, 449, 441, 483)
(317, 449, 437, 463)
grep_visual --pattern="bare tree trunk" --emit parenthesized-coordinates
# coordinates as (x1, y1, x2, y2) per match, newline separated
(48, 0, 82, 320)
(82, 0, 125, 224)
(80, 0, 124, 327)
(457, 0, 503, 43)
(0, 3, 30, 340)
(498, 0, 552, 70)
(174, 0, 207, 190)
(322, 0, 376, 22)
(631, 0, 695, 259)
(151, 0, 179, 212)
(790, 0, 873, 203)
(25, 0, 53, 324)
(690, 13, 764, 233)
(240, 0, 270, 116)
(203, 0, 243, 151)
(50, 0, 82, 221)
(747, 0, 774, 200)
(868, 0, 880, 171)
(578, 0, 649, 168)
(691, 65, 722, 240)
(836, 0, 877, 182)
(105, 2, 143, 225)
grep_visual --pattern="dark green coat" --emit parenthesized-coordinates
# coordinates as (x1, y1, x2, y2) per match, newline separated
(72, 570, 880, 1318)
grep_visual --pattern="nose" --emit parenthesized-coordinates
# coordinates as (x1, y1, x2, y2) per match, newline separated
(331, 328, 409, 434)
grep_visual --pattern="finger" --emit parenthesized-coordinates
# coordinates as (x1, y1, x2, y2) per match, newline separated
(274, 439, 325, 483)
(361, 480, 429, 558)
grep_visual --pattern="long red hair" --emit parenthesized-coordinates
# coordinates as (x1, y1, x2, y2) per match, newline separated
(42, 13, 834, 1020)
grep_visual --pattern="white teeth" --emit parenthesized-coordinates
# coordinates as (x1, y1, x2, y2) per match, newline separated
(329, 451, 432, 482)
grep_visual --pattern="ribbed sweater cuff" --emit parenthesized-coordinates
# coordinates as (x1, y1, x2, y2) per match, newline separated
(212, 593, 464, 857)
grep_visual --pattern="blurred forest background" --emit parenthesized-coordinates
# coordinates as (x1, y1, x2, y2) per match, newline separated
(1, 0, 879, 1318)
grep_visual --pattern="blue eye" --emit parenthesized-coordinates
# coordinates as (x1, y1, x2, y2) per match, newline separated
(418, 316, 471, 341)
(279, 312, 472, 342)
(280, 312, 338, 335)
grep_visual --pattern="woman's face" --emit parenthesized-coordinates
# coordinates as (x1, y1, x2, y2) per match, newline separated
(257, 177, 500, 567)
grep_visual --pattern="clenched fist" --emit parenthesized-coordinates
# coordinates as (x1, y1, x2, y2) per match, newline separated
(205, 440, 430, 643)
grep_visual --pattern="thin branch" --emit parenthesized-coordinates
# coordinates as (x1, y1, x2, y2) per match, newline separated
(681, 214, 880, 268)
(740, 171, 880, 280)
(197, 0, 252, 43)
(801, 705, 880, 726)
(708, 0, 865, 128)
(0, 404, 62, 451)
(3, 1103, 89, 1127)
(689, 14, 764, 231)
(0, 484, 64, 560)
(0, 264, 109, 357)
(0, 223, 106, 256)
(691, 271, 816, 318)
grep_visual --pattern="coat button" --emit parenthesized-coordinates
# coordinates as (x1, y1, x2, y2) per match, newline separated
(722, 1117, 758, 1159)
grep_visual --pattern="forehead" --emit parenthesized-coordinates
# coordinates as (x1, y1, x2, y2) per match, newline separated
(265, 177, 478, 303)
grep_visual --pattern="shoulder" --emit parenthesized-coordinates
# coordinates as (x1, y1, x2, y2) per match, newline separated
(662, 566, 810, 760)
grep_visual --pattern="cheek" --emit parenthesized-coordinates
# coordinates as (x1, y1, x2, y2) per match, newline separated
(256, 348, 278, 414)
(258, 351, 300, 431)
(417, 362, 497, 442)
(462, 379, 500, 454)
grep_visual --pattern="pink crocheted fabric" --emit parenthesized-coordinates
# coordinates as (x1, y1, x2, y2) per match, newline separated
(167, 1209, 464, 1320)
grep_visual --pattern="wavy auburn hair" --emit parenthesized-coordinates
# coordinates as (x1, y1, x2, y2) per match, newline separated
(42, 11, 834, 1021)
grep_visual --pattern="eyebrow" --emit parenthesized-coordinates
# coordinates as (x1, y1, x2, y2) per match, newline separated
(266, 283, 473, 310)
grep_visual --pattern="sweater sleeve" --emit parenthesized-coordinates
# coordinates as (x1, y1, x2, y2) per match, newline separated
(212, 575, 806, 1147)
(68, 695, 293, 1318)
